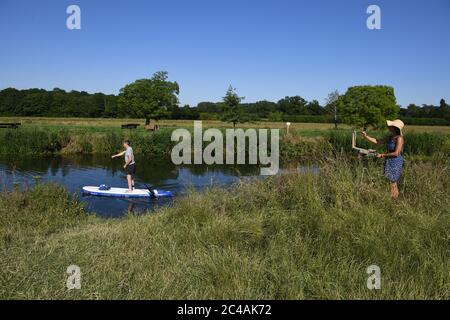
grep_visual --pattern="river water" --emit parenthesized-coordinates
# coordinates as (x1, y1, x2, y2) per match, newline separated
(0, 155, 265, 217)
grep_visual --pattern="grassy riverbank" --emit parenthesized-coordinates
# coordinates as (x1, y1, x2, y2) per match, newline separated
(1, 157, 448, 299)
(0, 124, 449, 160)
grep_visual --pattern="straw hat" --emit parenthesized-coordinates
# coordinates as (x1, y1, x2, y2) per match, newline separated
(386, 119, 404, 136)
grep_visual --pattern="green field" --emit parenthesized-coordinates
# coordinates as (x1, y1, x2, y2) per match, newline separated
(2, 116, 450, 134)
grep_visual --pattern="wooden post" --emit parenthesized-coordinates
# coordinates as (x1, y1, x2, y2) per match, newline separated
(286, 122, 291, 135)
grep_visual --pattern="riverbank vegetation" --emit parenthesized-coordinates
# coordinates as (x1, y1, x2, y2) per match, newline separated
(1, 156, 448, 299)
(0, 122, 448, 160)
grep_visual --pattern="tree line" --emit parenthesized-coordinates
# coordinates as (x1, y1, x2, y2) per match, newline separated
(1, 71, 449, 126)
(0, 86, 337, 120)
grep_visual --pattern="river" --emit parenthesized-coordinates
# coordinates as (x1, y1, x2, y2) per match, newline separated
(0, 155, 265, 217)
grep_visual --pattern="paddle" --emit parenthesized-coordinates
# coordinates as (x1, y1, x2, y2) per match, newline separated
(143, 183, 156, 198)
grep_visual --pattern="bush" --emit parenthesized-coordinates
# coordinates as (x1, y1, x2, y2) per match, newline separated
(268, 111, 283, 122)
(280, 135, 332, 160)
(199, 112, 219, 120)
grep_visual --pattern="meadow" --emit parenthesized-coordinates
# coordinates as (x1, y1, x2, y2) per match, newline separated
(2, 116, 450, 133)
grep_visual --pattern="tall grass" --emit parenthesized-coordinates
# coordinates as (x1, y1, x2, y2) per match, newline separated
(1, 157, 448, 299)
(0, 127, 175, 156)
(326, 130, 450, 157)
(1, 127, 448, 159)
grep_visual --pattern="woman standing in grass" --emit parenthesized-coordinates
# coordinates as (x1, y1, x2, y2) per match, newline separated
(362, 120, 405, 199)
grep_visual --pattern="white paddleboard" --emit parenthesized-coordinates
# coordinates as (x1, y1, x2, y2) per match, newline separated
(82, 186, 173, 198)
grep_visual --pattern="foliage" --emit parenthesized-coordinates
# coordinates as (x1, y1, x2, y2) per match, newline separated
(0, 87, 118, 118)
(325, 90, 340, 128)
(277, 96, 308, 115)
(267, 111, 283, 122)
(221, 86, 246, 127)
(118, 71, 179, 124)
(401, 99, 450, 120)
(1, 86, 449, 125)
(399, 117, 450, 126)
(338, 86, 399, 129)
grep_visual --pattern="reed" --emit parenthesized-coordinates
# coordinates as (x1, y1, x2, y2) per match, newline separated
(0, 127, 448, 160)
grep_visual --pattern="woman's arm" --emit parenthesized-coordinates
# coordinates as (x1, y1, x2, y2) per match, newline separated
(377, 136, 404, 158)
(111, 151, 125, 158)
(361, 131, 384, 145)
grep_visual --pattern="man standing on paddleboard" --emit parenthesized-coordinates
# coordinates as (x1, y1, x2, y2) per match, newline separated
(111, 140, 136, 192)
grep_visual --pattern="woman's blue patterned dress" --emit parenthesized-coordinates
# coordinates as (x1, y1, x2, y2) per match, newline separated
(384, 137, 404, 182)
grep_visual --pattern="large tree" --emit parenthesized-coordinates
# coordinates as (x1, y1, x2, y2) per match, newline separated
(338, 85, 399, 129)
(118, 71, 179, 124)
(221, 86, 246, 127)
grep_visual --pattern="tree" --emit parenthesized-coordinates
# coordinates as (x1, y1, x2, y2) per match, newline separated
(405, 104, 419, 117)
(242, 100, 277, 118)
(196, 102, 223, 113)
(439, 98, 450, 120)
(103, 95, 119, 118)
(305, 99, 323, 115)
(277, 96, 308, 115)
(221, 86, 246, 127)
(337, 86, 399, 129)
(118, 71, 179, 124)
(18, 89, 50, 116)
(255, 100, 276, 118)
(0, 88, 23, 115)
(325, 90, 339, 129)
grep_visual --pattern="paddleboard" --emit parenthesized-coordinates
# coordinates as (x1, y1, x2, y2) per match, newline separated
(82, 186, 173, 198)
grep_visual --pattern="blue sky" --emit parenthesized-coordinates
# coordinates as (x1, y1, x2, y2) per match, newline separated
(0, 0, 449, 107)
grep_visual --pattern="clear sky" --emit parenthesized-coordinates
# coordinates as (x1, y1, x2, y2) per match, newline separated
(0, 0, 449, 107)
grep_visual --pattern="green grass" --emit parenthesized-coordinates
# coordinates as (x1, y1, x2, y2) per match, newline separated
(2, 116, 450, 132)
(1, 157, 448, 299)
